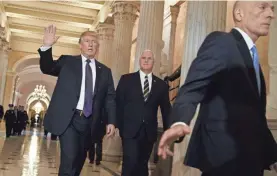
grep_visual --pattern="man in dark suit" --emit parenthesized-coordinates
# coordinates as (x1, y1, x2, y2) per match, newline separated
(116, 50, 171, 176)
(38, 25, 116, 176)
(4, 104, 16, 138)
(0, 105, 3, 121)
(158, 1, 277, 176)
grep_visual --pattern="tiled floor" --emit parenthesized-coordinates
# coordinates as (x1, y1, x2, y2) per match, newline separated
(0, 123, 103, 176)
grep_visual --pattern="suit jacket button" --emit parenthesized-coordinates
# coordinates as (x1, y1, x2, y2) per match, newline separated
(72, 108, 75, 111)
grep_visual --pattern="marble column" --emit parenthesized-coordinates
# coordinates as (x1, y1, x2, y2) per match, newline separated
(134, 1, 165, 77)
(96, 21, 122, 164)
(172, 2, 227, 176)
(161, 5, 179, 76)
(0, 39, 9, 105)
(3, 71, 16, 110)
(96, 23, 115, 68)
(266, 1, 277, 119)
(14, 91, 22, 106)
(112, 2, 138, 86)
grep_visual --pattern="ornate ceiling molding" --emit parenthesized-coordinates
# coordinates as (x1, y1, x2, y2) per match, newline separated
(46, 1, 104, 10)
(90, 1, 114, 31)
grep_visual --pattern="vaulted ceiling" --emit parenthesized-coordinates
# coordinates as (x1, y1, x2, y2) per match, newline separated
(1, 1, 113, 47)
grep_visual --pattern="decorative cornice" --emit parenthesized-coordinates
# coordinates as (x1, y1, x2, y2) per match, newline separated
(90, 1, 114, 31)
(112, 2, 138, 23)
(11, 36, 79, 49)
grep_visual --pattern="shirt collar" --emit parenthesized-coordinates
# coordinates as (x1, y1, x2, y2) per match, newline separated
(234, 27, 255, 50)
(81, 54, 95, 63)
(139, 70, 152, 78)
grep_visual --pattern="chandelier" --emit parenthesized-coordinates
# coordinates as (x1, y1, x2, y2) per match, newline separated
(32, 85, 47, 100)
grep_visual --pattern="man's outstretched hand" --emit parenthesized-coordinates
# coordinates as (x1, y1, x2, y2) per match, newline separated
(43, 25, 60, 47)
(158, 124, 191, 159)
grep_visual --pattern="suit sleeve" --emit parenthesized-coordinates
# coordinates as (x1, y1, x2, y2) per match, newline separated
(160, 84, 171, 131)
(105, 68, 116, 126)
(4, 111, 7, 121)
(38, 47, 66, 77)
(170, 32, 229, 127)
(115, 75, 125, 131)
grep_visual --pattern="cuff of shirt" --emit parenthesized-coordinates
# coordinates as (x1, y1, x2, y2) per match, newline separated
(40, 46, 51, 52)
(171, 122, 188, 128)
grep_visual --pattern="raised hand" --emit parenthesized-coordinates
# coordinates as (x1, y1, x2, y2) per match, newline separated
(158, 124, 191, 159)
(43, 25, 60, 47)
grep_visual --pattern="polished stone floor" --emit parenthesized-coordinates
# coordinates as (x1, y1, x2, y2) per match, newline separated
(0, 123, 103, 176)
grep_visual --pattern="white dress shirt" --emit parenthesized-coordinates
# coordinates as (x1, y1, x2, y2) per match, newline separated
(139, 70, 152, 92)
(76, 55, 96, 110)
(39, 46, 96, 110)
(171, 27, 256, 128)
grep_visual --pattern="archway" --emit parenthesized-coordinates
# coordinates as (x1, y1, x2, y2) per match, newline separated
(27, 97, 49, 128)
(7, 54, 57, 108)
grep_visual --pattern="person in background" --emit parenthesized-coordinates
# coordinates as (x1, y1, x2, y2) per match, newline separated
(4, 104, 16, 138)
(0, 105, 4, 121)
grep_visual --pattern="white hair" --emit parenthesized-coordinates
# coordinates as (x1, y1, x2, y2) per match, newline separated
(140, 49, 155, 60)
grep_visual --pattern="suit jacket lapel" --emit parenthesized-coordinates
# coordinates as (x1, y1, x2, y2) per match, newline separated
(231, 29, 260, 98)
(75, 55, 82, 97)
(260, 68, 266, 104)
(94, 60, 102, 97)
(135, 71, 144, 100)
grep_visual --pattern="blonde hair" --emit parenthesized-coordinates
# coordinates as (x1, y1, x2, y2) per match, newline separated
(78, 31, 98, 43)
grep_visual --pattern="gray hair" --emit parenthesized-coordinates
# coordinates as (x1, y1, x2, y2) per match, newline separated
(140, 49, 155, 60)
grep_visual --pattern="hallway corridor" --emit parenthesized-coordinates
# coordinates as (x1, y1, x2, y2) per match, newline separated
(0, 124, 103, 176)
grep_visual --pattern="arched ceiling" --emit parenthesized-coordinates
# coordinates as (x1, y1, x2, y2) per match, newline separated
(13, 56, 57, 106)
(1, 1, 113, 47)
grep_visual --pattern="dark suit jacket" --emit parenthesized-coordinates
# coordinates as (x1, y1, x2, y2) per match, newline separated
(170, 29, 277, 172)
(0, 105, 3, 119)
(38, 48, 116, 136)
(116, 71, 171, 142)
(91, 108, 107, 143)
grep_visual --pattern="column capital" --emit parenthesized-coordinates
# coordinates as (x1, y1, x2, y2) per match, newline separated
(96, 23, 115, 40)
(1, 40, 10, 52)
(112, 2, 138, 22)
(164, 5, 180, 23)
(0, 26, 5, 40)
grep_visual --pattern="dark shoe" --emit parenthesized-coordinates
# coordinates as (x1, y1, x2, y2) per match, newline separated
(89, 160, 94, 164)
(96, 161, 101, 165)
